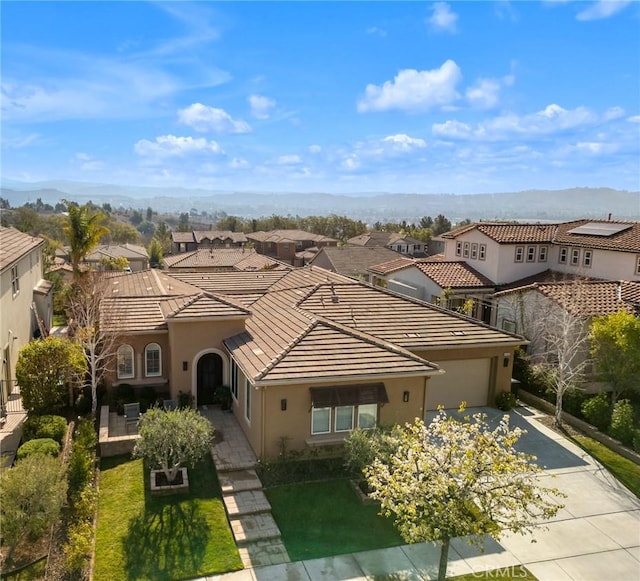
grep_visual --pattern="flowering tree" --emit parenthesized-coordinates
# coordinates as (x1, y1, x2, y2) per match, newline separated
(133, 407, 214, 484)
(363, 409, 565, 581)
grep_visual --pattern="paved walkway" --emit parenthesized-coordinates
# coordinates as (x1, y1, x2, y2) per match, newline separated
(202, 406, 290, 568)
(0, 390, 26, 467)
(199, 405, 640, 581)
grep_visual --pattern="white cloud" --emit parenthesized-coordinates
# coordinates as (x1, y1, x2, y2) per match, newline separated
(74, 152, 104, 171)
(308, 144, 322, 153)
(230, 157, 250, 169)
(248, 94, 276, 119)
(576, 1, 631, 21)
(277, 154, 302, 165)
(134, 134, 223, 157)
(428, 2, 459, 33)
(1, 132, 40, 149)
(628, 115, 640, 123)
(466, 78, 501, 109)
(341, 156, 360, 170)
(603, 106, 625, 121)
(366, 26, 387, 37)
(433, 104, 599, 140)
(575, 141, 618, 154)
(382, 134, 427, 151)
(357, 60, 462, 113)
(178, 103, 251, 134)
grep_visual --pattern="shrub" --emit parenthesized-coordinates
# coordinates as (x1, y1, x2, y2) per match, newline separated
(74, 417, 98, 451)
(495, 391, 517, 411)
(64, 520, 93, 574)
(22, 414, 67, 444)
(138, 384, 158, 412)
(633, 429, 640, 454)
(70, 485, 98, 524)
(562, 388, 587, 419)
(16, 438, 60, 460)
(581, 392, 611, 432)
(609, 399, 635, 446)
(68, 447, 94, 499)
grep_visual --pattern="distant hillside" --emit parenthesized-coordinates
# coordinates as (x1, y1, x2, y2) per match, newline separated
(2, 180, 638, 223)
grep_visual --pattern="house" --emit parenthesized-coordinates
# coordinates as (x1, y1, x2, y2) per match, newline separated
(246, 230, 338, 265)
(348, 231, 427, 257)
(100, 266, 524, 458)
(308, 246, 402, 279)
(0, 227, 51, 414)
(368, 258, 495, 323)
(171, 230, 248, 254)
(439, 219, 640, 285)
(84, 244, 150, 272)
(162, 248, 290, 273)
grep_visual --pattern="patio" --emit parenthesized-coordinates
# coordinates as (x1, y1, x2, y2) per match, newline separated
(98, 405, 140, 457)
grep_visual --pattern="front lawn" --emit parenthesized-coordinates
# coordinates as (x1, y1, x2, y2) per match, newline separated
(266, 479, 403, 561)
(571, 435, 640, 498)
(94, 455, 242, 581)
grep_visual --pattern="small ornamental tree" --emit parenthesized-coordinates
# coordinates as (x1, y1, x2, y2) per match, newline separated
(363, 409, 565, 581)
(15, 337, 87, 415)
(133, 407, 214, 484)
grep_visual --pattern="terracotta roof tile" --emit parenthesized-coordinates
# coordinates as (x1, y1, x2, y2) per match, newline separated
(247, 230, 337, 244)
(415, 261, 495, 289)
(164, 248, 259, 269)
(554, 220, 640, 252)
(167, 271, 289, 294)
(368, 257, 416, 275)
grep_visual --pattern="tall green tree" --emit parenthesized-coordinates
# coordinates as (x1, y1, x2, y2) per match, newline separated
(362, 409, 564, 581)
(63, 202, 109, 278)
(431, 214, 452, 236)
(590, 310, 640, 401)
(16, 337, 87, 414)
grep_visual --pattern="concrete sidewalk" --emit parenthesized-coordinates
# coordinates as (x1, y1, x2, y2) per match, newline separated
(203, 406, 640, 580)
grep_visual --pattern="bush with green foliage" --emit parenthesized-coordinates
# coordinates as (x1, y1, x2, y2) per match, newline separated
(562, 388, 587, 419)
(68, 418, 97, 500)
(138, 384, 157, 412)
(112, 382, 135, 413)
(633, 429, 640, 453)
(609, 399, 635, 446)
(64, 520, 93, 574)
(581, 392, 611, 432)
(495, 391, 517, 411)
(22, 414, 68, 444)
(16, 438, 61, 460)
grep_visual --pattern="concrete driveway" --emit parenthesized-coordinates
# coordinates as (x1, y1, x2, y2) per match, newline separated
(209, 405, 640, 581)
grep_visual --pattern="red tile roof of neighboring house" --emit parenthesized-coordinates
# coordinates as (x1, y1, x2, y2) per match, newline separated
(554, 220, 640, 252)
(367, 256, 416, 275)
(247, 230, 337, 244)
(415, 261, 495, 289)
(348, 231, 423, 247)
(163, 248, 284, 270)
(441, 223, 557, 244)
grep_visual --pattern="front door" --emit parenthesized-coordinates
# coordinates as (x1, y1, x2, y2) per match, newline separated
(196, 353, 223, 406)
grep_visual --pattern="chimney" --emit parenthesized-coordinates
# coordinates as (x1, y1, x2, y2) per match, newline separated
(608, 213, 612, 221)
(616, 282, 622, 301)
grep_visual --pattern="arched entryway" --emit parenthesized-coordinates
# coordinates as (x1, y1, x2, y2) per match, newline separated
(196, 352, 223, 406)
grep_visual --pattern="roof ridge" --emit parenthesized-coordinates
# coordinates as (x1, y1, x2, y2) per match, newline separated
(165, 292, 205, 318)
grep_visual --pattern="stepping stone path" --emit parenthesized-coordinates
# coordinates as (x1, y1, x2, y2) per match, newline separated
(203, 408, 290, 569)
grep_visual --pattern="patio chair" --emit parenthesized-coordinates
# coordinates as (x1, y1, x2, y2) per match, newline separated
(124, 402, 140, 434)
(163, 399, 177, 412)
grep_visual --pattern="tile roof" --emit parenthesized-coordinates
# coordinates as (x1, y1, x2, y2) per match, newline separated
(368, 257, 416, 275)
(246, 230, 337, 244)
(415, 261, 495, 289)
(554, 220, 640, 252)
(171, 230, 247, 244)
(310, 246, 403, 275)
(86, 244, 149, 261)
(441, 223, 557, 244)
(163, 248, 265, 269)
(164, 294, 251, 320)
(496, 269, 592, 292)
(496, 280, 640, 317)
(167, 271, 289, 295)
(347, 231, 423, 247)
(0, 227, 44, 271)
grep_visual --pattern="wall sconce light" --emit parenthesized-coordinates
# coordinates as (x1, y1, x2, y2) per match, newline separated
(182, 361, 188, 371)
(281, 398, 287, 411)
(403, 391, 410, 403)
(503, 353, 511, 368)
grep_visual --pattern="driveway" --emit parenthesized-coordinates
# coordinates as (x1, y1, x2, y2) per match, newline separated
(209, 405, 640, 580)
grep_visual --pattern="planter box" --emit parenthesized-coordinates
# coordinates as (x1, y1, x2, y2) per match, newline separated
(150, 468, 189, 496)
(350, 479, 377, 505)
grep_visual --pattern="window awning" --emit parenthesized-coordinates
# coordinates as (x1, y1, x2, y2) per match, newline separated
(310, 383, 389, 408)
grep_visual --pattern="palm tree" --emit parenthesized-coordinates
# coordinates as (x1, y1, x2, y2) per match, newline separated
(63, 202, 109, 278)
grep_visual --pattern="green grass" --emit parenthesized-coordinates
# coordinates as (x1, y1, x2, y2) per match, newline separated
(571, 435, 640, 498)
(266, 479, 404, 561)
(450, 565, 537, 580)
(93, 455, 242, 581)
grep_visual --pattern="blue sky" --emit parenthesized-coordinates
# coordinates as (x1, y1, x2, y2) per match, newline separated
(2, 1, 639, 194)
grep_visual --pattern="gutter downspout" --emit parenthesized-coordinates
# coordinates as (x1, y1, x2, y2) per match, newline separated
(261, 385, 266, 460)
(423, 375, 429, 421)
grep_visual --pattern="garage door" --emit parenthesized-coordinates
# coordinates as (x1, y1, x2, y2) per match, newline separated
(426, 358, 492, 410)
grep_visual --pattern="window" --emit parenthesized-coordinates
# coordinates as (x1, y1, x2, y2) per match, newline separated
(515, 247, 524, 263)
(10, 266, 19, 295)
(471, 243, 478, 259)
(245, 379, 251, 422)
(456, 241, 462, 256)
(559, 247, 568, 264)
(583, 250, 593, 268)
(538, 246, 548, 262)
(570, 248, 580, 266)
(358, 404, 378, 429)
(502, 319, 516, 333)
(463, 242, 470, 258)
(230, 360, 239, 400)
(144, 343, 161, 377)
(526, 246, 536, 262)
(335, 406, 354, 432)
(311, 407, 331, 434)
(479, 244, 486, 261)
(117, 345, 134, 379)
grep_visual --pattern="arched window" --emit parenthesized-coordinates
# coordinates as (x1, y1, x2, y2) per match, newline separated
(145, 343, 162, 377)
(117, 344, 134, 379)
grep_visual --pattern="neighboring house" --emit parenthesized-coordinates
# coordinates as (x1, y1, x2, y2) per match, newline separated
(348, 231, 427, 257)
(163, 248, 290, 272)
(439, 219, 640, 285)
(85, 244, 150, 272)
(0, 227, 51, 414)
(368, 259, 495, 323)
(171, 230, 248, 254)
(101, 266, 524, 458)
(308, 246, 402, 279)
(494, 279, 640, 390)
(246, 230, 338, 265)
